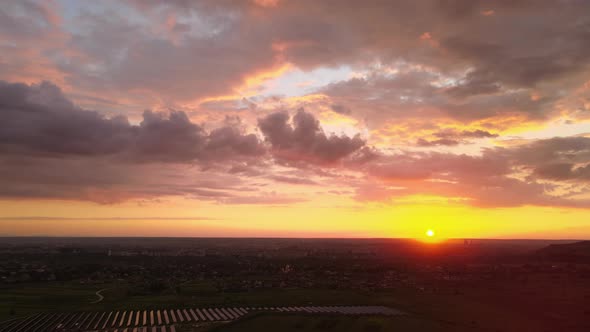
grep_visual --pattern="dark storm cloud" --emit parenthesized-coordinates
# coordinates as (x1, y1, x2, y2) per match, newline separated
(0, 80, 269, 203)
(0, 81, 264, 163)
(0, 81, 133, 156)
(258, 109, 365, 164)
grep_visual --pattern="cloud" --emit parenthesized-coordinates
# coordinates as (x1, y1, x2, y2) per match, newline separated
(1, 80, 589, 209)
(50, 2, 283, 104)
(416, 129, 498, 146)
(506, 136, 590, 166)
(222, 192, 306, 205)
(0, 80, 271, 204)
(316, 69, 555, 140)
(443, 71, 502, 98)
(258, 109, 365, 164)
(3, 0, 590, 129)
(0, 80, 133, 156)
(3, 0, 590, 212)
(330, 104, 352, 115)
(416, 138, 461, 147)
(354, 136, 590, 208)
(0, 216, 217, 221)
(269, 175, 318, 185)
(0, 1, 59, 40)
(0, 81, 264, 163)
(506, 136, 590, 182)
(533, 163, 581, 181)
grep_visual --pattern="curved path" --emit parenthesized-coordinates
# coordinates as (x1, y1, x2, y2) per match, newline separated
(91, 288, 109, 304)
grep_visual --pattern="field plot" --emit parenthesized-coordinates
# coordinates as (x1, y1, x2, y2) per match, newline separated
(0, 280, 387, 321)
(0, 282, 103, 319)
(208, 314, 454, 332)
(0, 306, 402, 332)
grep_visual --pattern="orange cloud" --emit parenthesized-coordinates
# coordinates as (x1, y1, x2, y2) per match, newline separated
(253, 0, 280, 8)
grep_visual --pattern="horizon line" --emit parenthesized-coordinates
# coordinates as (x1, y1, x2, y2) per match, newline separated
(0, 235, 585, 241)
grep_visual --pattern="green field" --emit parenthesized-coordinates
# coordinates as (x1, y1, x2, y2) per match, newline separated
(184, 313, 457, 332)
(0, 282, 101, 319)
(0, 280, 396, 321)
(3, 274, 586, 332)
(0, 280, 485, 331)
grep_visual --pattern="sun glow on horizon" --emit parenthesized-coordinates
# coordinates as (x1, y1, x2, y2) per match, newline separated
(421, 228, 442, 243)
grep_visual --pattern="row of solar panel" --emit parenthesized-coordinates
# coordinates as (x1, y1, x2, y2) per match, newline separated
(0, 308, 248, 332)
(266, 306, 401, 315)
(89, 326, 177, 332)
(88, 306, 401, 332)
(0, 306, 401, 332)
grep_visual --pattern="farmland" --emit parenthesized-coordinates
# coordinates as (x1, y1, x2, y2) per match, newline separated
(207, 314, 449, 332)
(1, 306, 401, 331)
(1, 238, 590, 332)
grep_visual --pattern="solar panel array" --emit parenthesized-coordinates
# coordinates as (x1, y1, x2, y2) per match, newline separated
(261, 306, 401, 315)
(0, 306, 401, 332)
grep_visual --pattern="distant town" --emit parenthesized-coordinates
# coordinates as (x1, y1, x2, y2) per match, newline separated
(1, 238, 589, 331)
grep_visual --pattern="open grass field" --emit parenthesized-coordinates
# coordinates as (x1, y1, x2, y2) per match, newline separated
(190, 313, 460, 332)
(2, 272, 589, 332)
(100, 283, 387, 311)
(0, 280, 392, 322)
(0, 282, 103, 320)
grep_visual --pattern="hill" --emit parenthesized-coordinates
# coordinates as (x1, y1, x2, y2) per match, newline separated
(535, 241, 590, 262)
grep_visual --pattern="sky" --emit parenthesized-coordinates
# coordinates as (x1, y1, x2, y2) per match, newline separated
(1, 0, 590, 239)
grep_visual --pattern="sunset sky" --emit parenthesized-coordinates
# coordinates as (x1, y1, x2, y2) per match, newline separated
(1, 0, 590, 239)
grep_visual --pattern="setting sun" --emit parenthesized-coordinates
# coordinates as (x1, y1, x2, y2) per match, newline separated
(0, 2, 589, 331)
